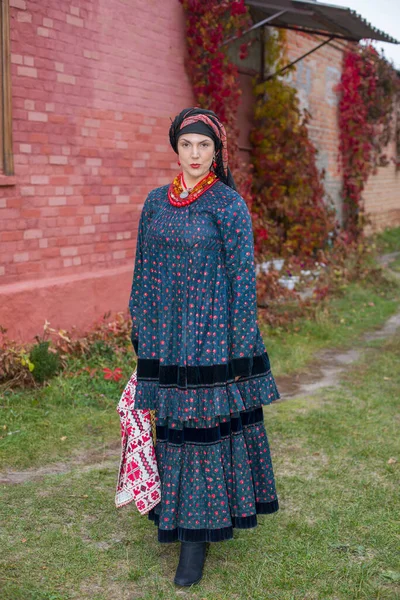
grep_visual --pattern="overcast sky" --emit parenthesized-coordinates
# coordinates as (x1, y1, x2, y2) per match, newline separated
(332, 0, 400, 68)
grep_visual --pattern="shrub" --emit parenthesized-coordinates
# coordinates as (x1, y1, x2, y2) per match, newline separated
(29, 341, 61, 384)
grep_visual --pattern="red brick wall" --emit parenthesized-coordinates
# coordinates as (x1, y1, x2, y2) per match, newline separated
(363, 138, 400, 235)
(0, 0, 193, 341)
(285, 31, 345, 223)
(1, 8, 399, 342)
(285, 31, 400, 232)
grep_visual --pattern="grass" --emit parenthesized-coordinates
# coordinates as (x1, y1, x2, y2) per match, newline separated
(1, 331, 399, 599)
(373, 225, 400, 254)
(0, 352, 134, 470)
(262, 280, 400, 377)
(389, 255, 400, 272)
(1, 250, 400, 470)
(1, 227, 400, 598)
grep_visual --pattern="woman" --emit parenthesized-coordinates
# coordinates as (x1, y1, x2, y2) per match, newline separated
(128, 107, 280, 587)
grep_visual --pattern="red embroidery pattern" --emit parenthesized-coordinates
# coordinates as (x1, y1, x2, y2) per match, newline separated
(115, 369, 161, 514)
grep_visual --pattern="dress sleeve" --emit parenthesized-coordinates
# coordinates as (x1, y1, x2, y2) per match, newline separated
(129, 192, 154, 356)
(218, 194, 258, 377)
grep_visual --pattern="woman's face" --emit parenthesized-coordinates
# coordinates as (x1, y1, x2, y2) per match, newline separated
(177, 133, 215, 186)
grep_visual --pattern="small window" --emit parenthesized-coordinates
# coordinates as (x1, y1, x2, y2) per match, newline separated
(0, 0, 14, 176)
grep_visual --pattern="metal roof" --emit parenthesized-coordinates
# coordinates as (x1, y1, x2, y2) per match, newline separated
(246, 0, 399, 44)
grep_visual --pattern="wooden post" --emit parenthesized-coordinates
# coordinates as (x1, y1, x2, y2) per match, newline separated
(0, 0, 14, 176)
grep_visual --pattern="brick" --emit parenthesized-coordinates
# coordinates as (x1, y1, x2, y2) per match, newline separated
(31, 175, 49, 184)
(23, 56, 34, 66)
(55, 62, 64, 72)
(116, 196, 129, 204)
(83, 49, 99, 60)
(0, 267, 5, 276)
(17, 11, 32, 22)
(79, 225, 95, 234)
(11, 54, 23, 65)
(13, 253, 29, 263)
(70, 6, 80, 15)
(1, 231, 23, 241)
(20, 186, 35, 196)
(85, 119, 100, 128)
(57, 73, 76, 85)
(50, 156, 68, 165)
(46, 103, 55, 112)
(20, 144, 32, 153)
(10, 0, 26, 8)
(66, 14, 84, 27)
(86, 158, 102, 166)
(60, 247, 78, 256)
(49, 197, 67, 206)
(113, 250, 126, 260)
(37, 27, 49, 37)
(43, 18, 53, 27)
(28, 112, 48, 122)
(24, 229, 43, 239)
(95, 205, 110, 214)
(17, 66, 37, 78)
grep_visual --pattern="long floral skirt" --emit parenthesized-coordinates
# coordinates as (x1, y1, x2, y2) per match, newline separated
(148, 405, 278, 543)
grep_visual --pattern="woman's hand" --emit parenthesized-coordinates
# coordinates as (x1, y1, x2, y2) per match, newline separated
(234, 375, 241, 382)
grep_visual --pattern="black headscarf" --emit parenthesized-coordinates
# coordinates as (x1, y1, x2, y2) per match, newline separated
(169, 107, 236, 190)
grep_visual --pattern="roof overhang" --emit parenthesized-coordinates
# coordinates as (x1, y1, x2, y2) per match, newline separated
(245, 0, 399, 44)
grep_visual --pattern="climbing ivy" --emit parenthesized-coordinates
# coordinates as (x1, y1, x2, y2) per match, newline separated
(250, 29, 337, 263)
(337, 45, 399, 238)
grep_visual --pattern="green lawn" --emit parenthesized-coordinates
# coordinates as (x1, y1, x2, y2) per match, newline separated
(1, 248, 400, 471)
(373, 225, 400, 254)
(1, 330, 399, 599)
(1, 228, 400, 599)
(1, 277, 399, 471)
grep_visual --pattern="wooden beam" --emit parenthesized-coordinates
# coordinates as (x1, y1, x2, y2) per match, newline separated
(1, 0, 14, 176)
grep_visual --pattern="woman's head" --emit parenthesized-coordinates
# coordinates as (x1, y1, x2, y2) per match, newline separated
(176, 132, 215, 185)
(169, 107, 236, 190)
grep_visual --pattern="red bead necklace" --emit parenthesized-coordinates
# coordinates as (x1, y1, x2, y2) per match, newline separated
(168, 171, 218, 207)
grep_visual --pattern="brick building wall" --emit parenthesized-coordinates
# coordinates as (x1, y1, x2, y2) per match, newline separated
(235, 29, 399, 233)
(286, 31, 345, 223)
(362, 139, 400, 234)
(0, 0, 193, 341)
(285, 30, 399, 232)
(1, 2, 399, 342)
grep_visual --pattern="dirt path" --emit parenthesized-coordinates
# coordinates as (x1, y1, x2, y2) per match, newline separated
(1, 252, 399, 485)
(0, 444, 121, 485)
(277, 251, 400, 400)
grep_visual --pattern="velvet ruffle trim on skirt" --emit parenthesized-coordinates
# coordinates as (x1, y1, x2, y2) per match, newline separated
(133, 351, 280, 421)
(147, 405, 279, 543)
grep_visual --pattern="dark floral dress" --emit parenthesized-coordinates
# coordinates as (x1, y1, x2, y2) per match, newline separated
(129, 179, 280, 543)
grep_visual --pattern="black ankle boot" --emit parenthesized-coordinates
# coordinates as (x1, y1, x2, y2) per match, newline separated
(174, 541, 208, 587)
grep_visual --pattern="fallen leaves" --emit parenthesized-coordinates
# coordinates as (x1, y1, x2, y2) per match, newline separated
(103, 367, 123, 382)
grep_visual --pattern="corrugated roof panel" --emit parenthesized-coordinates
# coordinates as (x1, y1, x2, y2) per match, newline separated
(246, 0, 399, 44)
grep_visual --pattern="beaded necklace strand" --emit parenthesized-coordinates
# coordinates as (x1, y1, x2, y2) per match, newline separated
(168, 171, 218, 207)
